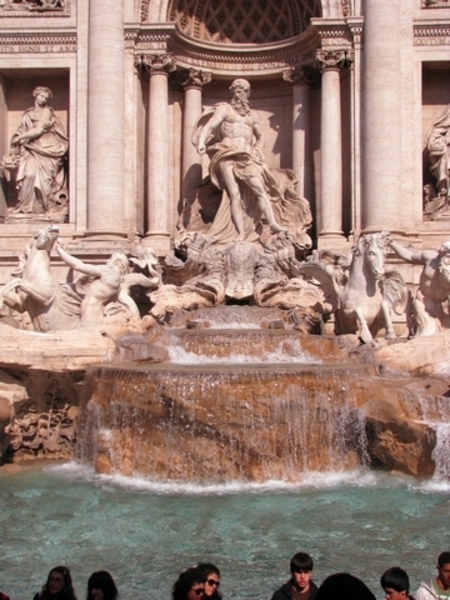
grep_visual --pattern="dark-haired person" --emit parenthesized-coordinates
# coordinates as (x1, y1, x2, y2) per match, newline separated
(271, 552, 318, 600)
(33, 566, 77, 600)
(173, 567, 206, 600)
(86, 571, 118, 600)
(380, 567, 414, 600)
(416, 552, 450, 600)
(197, 563, 221, 600)
(315, 573, 376, 600)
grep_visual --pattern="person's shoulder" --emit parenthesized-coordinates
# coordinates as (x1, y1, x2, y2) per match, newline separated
(414, 580, 435, 600)
(309, 580, 319, 598)
(271, 580, 292, 600)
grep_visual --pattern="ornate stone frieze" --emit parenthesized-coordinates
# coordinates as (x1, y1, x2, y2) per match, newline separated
(0, 0, 69, 17)
(340, 0, 351, 17)
(167, 25, 319, 75)
(414, 22, 450, 45)
(421, 0, 450, 7)
(0, 31, 76, 53)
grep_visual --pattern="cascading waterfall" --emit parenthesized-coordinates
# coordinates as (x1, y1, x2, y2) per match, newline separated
(76, 360, 372, 482)
(75, 307, 450, 482)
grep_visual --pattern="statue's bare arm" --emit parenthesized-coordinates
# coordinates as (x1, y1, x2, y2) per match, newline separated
(56, 242, 103, 278)
(389, 239, 427, 265)
(197, 105, 228, 154)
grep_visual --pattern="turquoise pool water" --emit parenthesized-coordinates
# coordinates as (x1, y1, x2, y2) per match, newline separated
(1, 463, 449, 600)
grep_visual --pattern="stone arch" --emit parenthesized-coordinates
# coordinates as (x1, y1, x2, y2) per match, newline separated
(165, 0, 322, 42)
(139, 0, 351, 24)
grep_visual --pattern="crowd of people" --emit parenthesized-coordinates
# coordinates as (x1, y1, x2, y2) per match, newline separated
(1, 552, 450, 600)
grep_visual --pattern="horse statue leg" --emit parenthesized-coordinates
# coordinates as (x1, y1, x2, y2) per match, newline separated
(0, 277, 25, 311)
(380, 299, 396, 340)
(355, 306, 374, 343)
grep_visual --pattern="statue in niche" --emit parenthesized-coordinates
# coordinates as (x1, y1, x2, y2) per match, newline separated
(424, 104, 450, 218)
(388, 236, 450, 336)
(1, 86, 69, 220)
(183, 78, 312, 252)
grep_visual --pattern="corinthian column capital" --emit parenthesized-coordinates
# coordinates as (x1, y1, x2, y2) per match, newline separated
(176, 68, 212, 90)
(315, 49, 348, 72)
(282, 66, 320, 87)
(135, 54, 176, 75)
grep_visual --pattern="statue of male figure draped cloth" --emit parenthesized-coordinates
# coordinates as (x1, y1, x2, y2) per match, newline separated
(182, 78, 312, 252)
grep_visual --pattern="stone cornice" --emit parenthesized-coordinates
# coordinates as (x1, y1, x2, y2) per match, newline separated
(310, 17, 353, 49)
(414, 19, 450, 44)
(0, 29, 76, 52)
(125, 23, 174, 50)
(164, 25, 320, 76)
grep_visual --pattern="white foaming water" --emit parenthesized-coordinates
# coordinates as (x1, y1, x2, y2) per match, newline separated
(432, 422, 450, 481)
(47, 461, 412, 495)
(167, 338, 320, 365)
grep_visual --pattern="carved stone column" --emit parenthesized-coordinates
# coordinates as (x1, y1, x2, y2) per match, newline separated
(141, 55, 175, 252)
(86, 0, 125, 238)
(179, 69, 212, 201)
(283, 67, 317, 201)
(316, 50, 346, 243)
(362, 0, 402, 232)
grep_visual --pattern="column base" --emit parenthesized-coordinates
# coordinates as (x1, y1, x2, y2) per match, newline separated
(317, 231, 351, 253)
(70, 230, 131, 255)
(143, 231, 172, 256)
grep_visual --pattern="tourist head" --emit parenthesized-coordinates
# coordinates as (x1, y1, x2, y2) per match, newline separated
(87, 571, 118, 600)
(315, 573, 376, 600)
(290, 552, 313, 592)
(196, 563, 221, 599)
(437, 552, 450, 590)
(43, 566, 76, 600)
(172, 567, 206, 600)
(380, 566, 410, 600)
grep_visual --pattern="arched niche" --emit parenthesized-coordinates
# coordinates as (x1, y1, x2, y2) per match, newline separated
(167, 0, 322, 43)
(139, 0, 351, 25)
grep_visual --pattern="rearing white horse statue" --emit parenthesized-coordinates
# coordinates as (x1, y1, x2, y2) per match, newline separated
(297, 231, 408, 343)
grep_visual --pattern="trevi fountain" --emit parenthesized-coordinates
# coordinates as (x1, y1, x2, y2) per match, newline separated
(1, 1, 450, 599)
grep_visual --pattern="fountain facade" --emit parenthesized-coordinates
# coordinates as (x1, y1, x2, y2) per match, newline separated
(0, 1, 450, 486)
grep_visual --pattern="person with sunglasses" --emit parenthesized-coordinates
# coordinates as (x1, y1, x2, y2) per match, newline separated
(173, 567, 206, 600)
(197, 563, 222, 600)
